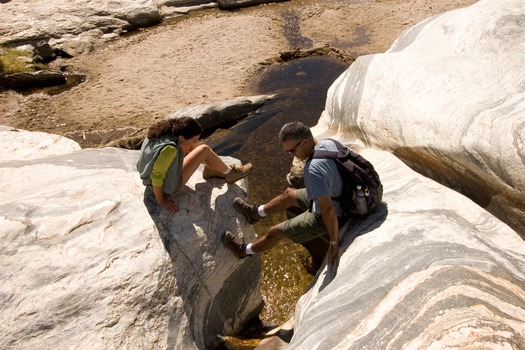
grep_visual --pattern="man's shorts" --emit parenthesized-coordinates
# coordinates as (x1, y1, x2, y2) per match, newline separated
(278, 188, 329, 243)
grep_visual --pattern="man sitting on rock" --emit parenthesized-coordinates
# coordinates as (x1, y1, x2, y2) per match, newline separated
(221, 121, 345, 266)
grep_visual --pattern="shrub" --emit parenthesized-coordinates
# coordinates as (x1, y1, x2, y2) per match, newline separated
(0, 47, 40, 75)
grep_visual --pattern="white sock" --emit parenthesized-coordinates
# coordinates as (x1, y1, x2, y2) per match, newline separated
(245, 243, 254, 255)
(257, 205, 266, 217)
(223, 167, 232, 174)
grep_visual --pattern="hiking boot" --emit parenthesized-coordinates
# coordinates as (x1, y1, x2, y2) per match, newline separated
(233, 197, 262, 224)
(203, 163, 253, 184)
(224, 163, 253, 184)
(221, 231, 248, 259)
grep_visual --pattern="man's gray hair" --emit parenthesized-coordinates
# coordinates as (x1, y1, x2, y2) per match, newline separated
(278, 122, 313, 142)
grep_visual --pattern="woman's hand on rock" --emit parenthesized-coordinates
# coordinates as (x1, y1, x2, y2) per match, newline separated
(158, 198, 179, 213)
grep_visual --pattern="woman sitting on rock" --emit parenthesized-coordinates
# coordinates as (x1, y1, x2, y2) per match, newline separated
(137, 116, 253, 213)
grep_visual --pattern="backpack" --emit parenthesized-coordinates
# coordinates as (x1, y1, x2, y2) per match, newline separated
(309, 139, 383, 218)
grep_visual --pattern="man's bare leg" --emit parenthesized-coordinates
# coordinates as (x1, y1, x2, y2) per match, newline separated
(260, 187, 300, 214)
(250, 225, 286, 253)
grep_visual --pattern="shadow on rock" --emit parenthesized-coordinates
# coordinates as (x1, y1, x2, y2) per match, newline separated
(319, 202, 389, 292)
(141, 176, 264, 349)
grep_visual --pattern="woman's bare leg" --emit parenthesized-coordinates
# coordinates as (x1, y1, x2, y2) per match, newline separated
(181, 144, 228, 184)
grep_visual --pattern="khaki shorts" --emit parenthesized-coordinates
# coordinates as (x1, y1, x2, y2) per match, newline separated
(279, 188, 330, 243)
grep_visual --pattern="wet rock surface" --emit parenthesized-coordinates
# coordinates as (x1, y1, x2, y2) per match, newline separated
(0, 71, 66, 90)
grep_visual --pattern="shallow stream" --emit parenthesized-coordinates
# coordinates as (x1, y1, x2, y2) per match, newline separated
(200, 4, 351, 331)
(207, 55, 349, 328)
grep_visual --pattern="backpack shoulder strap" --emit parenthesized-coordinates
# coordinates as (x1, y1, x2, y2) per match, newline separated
(306, 139, 347, 208)
(311, 149, 337, 160)
(325, 138, 345, 149)
(309, 138, 344, 160)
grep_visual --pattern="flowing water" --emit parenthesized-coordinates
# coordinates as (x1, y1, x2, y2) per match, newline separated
(203, 3, 351, 330)
(207, 55, 350, 328)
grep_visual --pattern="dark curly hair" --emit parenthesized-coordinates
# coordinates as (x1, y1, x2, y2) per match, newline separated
(147, 116, 203, 140)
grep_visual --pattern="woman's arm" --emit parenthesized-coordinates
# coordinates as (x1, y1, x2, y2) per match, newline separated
(152, 185, 179, 213)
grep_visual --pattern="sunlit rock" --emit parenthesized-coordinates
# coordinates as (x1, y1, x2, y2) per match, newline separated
(316, 0, 525, 236)
(289, 149, 525, 349)
(0, 0, 161, 55)
(0, 128, 262, 349)
(168, 94, 273, 131)
(0, 126, 80, 161)
(0, 0, 284, 55)
(286, 0, 525, 348)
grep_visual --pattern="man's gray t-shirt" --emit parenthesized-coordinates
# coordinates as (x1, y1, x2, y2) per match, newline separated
(304, 139, 343, 216)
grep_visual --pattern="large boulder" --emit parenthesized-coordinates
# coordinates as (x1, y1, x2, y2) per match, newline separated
(167, 94, 273, 131)
(288, 149, 525, 349)
(0, 127, 262, 349)
(0, 0, 285, 55)
(0, 0, 162, 55)
(316, 0, 525, 237)
(274, 0, 525, 348)
(0, 0, 162, 50)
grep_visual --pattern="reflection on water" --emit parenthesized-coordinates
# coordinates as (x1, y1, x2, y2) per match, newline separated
(207, 55, 350, 325)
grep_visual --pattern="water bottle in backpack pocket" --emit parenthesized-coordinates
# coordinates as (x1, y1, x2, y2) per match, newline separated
(354, 185, 368, 215)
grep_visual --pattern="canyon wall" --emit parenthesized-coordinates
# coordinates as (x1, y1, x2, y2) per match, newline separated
(315, 0, 525, 237)
(284, 0, 525, 348)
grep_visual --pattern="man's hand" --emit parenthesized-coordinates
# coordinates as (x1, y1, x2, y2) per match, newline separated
(327, 241, 339, 266)
(318, 195, 340, 267)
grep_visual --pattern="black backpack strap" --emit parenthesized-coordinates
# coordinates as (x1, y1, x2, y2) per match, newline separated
(311, 149, 338, 160)
(325, 138, 345, 149)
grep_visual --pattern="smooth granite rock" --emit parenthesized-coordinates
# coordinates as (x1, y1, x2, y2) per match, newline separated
(0, 127, 81, 161)
(316, 0, 525, 237)
(288, 149, 525, 349)
(0, 0, 162, 55)
(167, 94, 273, 131)
(0, 128, 262, 349)
(0, 0, 283, 55)
(284, 1, 525, 348)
